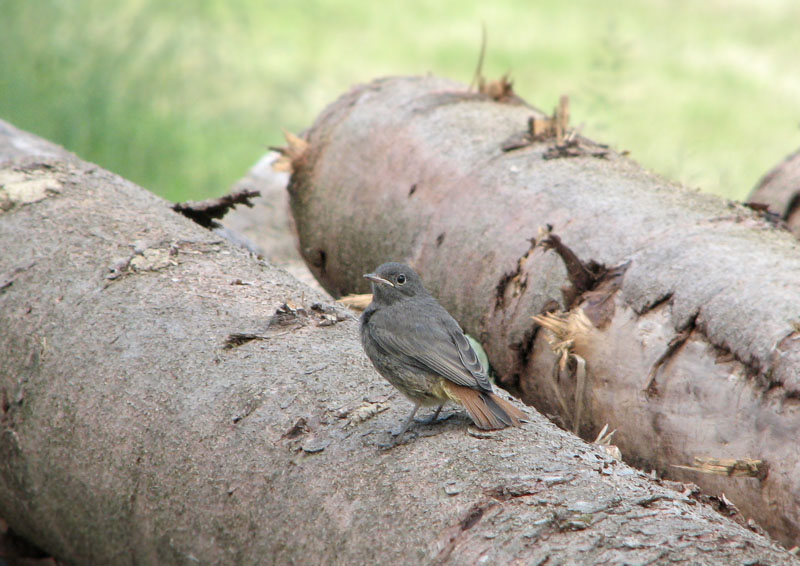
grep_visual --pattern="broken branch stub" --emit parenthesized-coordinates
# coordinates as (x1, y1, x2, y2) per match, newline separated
(287, 75, 800, 547)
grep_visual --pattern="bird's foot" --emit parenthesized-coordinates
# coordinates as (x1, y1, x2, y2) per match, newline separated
(377, 429, 415, 449)
(414, 411, 454, 425)
(390, 425, 410, 437)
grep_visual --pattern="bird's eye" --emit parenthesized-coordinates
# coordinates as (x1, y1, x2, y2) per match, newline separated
(396, 273, 406, 285)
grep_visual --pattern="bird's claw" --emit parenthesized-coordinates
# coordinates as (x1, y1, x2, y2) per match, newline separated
(414, 411, 454, 425)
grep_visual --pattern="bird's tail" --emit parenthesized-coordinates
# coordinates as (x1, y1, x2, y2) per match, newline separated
(443, 382, 526, 430)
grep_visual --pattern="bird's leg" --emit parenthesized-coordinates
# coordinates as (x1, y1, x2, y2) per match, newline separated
(415, 403, 452, 424)
(392, 404, 420, 437)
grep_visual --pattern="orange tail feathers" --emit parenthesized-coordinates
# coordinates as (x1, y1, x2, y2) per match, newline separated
(443, 382, 526, 430)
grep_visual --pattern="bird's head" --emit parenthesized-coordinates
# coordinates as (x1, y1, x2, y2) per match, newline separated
(363, 262, 427, 306)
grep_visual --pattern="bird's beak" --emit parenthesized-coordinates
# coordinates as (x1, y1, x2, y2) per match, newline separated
(363, 273, 394, 287)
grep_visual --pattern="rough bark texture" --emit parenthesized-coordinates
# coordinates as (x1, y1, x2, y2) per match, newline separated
(749, 147, 800, 237)
(286, 76, 800, 547)
(1, 121, 798, 565)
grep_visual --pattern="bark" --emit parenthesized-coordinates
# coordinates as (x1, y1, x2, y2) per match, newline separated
(748, 148, 800, 237)
(286, 76, 800, 548)
(0, 121, 797, 566)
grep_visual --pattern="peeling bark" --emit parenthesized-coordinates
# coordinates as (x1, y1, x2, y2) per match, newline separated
(172, 188, 261, 229)
(286, 76, 800, 547)
(1, 120, 798, 564)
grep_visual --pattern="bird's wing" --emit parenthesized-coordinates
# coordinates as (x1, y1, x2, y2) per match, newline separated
(366, 300, 493, 392)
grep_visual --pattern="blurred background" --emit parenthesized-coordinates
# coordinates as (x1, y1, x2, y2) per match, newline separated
(1, 0, 798, 202)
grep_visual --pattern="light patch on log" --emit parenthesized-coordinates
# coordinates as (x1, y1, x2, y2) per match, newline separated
(0, 169, 62, 210)
(129, 248, 174, 272)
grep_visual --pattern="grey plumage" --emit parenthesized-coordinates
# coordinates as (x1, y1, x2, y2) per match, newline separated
(359, 262, 525, 436)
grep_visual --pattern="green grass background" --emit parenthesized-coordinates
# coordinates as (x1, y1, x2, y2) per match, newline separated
(1, 0, 798, 202)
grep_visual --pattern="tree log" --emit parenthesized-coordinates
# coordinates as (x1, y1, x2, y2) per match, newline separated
(1, 120, 798, 564)
(286, 76, 800, 547)
(748, 148, 800, 237)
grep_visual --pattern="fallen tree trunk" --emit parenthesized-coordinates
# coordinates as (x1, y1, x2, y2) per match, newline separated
(286, 76, 800, 547)
(1, 121, 798, 565)
(749, 147, 800, 236)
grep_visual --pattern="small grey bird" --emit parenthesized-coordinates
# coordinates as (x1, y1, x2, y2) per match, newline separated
(359, 262, 525, 436)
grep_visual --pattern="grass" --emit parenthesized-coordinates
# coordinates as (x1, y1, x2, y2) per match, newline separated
(1, 0, 799, 201)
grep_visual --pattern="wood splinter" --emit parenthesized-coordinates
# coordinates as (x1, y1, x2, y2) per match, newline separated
(532, 309, 593, 435)
(672, 457, 769, 481)
(271, 130, 309, 174)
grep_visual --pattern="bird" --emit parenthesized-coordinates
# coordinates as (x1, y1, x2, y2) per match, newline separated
(359, 262, 526, 436)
